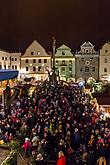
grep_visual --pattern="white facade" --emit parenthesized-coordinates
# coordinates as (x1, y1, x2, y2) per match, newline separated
(20, 40, 51, 81)
(99, 42, 110, 82)
(0, 50, 21, 71)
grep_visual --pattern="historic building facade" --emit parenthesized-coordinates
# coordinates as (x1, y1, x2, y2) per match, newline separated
(55, 44, 75, 81)
(20, 40, 51, 81)
(75, 41, 99, 82)
(99, 42, 110, 82)
(0, 50, 21, 71)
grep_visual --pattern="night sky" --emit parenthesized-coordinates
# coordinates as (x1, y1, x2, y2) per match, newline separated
(0, 0, 110, 52)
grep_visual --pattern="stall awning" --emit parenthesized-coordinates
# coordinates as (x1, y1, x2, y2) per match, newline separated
(0, 69, 19, 81)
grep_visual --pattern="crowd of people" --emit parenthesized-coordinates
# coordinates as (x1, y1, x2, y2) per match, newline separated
(0, 80, 110, 165)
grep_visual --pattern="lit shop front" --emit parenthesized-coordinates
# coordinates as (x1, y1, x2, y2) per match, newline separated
(0, 69, 19, 105)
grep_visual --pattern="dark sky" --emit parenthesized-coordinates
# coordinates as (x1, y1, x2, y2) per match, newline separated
(0, 0, 110, 52)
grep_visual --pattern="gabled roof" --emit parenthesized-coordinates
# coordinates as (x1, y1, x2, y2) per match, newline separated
(23, 40, 49, 56)
(57, 44, 71, 50)
(81, 41, 94, 48)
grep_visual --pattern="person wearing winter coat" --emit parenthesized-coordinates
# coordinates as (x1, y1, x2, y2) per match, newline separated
(57, 151, 66, 165)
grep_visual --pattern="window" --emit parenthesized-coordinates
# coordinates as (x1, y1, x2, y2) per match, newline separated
(0, 65, 2, 69)
(105, 50, 108, 53)
(5, 57, 7, 60)
(38, 59, 41, 63)
(44, 59, 47, 63)
(69, 67, 72, 72)
(85, 66, 89, 72)
(12, 65, 14, 69)
(86, 49, 89, 53)
(15, 65, 17, 70)
(11, 58, 14, 61)
(2, 57, 4, 60)
(4, 65, 6, 69)
(92, 67, 95, 72)
(33, 59, 36, 63)
(80, 67, 83, 72)
(37, 51, 40, 55)
(33, 66, 36, 71)
(81, 58, 84, 61)
(62, 51, 65, 55)
(61, 67, 65, 72)
(90, 58, 93, 61)
(56, 60, 58, 64)
(26, 59, 28, 63)
(26, 67, 28, 71)
(15, 58, 17, 61)
(38, 66, 41, 71)
(104, 68, 107, 72)
(104, 58, 107, 63)
(69, 60, 72, 64)
(62, 60, 65, 64)
(31, 51, 34, 55)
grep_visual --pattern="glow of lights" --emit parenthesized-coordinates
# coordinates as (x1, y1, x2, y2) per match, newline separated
(42, 63, 44, 66)
(30, 63, 32, 66)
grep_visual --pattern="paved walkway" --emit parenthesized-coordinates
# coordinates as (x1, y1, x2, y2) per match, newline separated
(0, 148, 10, 164)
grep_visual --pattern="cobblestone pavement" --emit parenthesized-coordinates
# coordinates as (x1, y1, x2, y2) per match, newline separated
(0, 148, 10, 164)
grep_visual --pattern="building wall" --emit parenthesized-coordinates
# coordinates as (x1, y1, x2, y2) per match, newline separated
(20, 40, 51, 80)
(0, 50, 21, 71)
(55, 44, 75, 81)
(99, 42, 110, 82)
(75, 41, 99, 82)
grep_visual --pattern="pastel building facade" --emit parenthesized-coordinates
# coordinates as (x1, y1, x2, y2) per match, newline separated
(55, 44, 75, 81)
(99, 42, 110, 82)
(20, 40, 51, 81)
(75, 41, 99, 82)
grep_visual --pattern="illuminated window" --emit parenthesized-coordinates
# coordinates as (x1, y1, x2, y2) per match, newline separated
(104, 68, 107, 72)
(37, 51, 40, 55)
(38, 66, 41, 71)
(38, 59, 41, 63)
(26, 67, 28, 71)
(33, 59, 36, 63)
(26, 59, 28, 63)
(33, 66, 36, 71)
(44, 59, 47, 63)
(85, 67, 89, 72)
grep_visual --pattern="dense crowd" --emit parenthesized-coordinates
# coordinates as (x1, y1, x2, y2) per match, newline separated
(0, 80, 110, 165)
